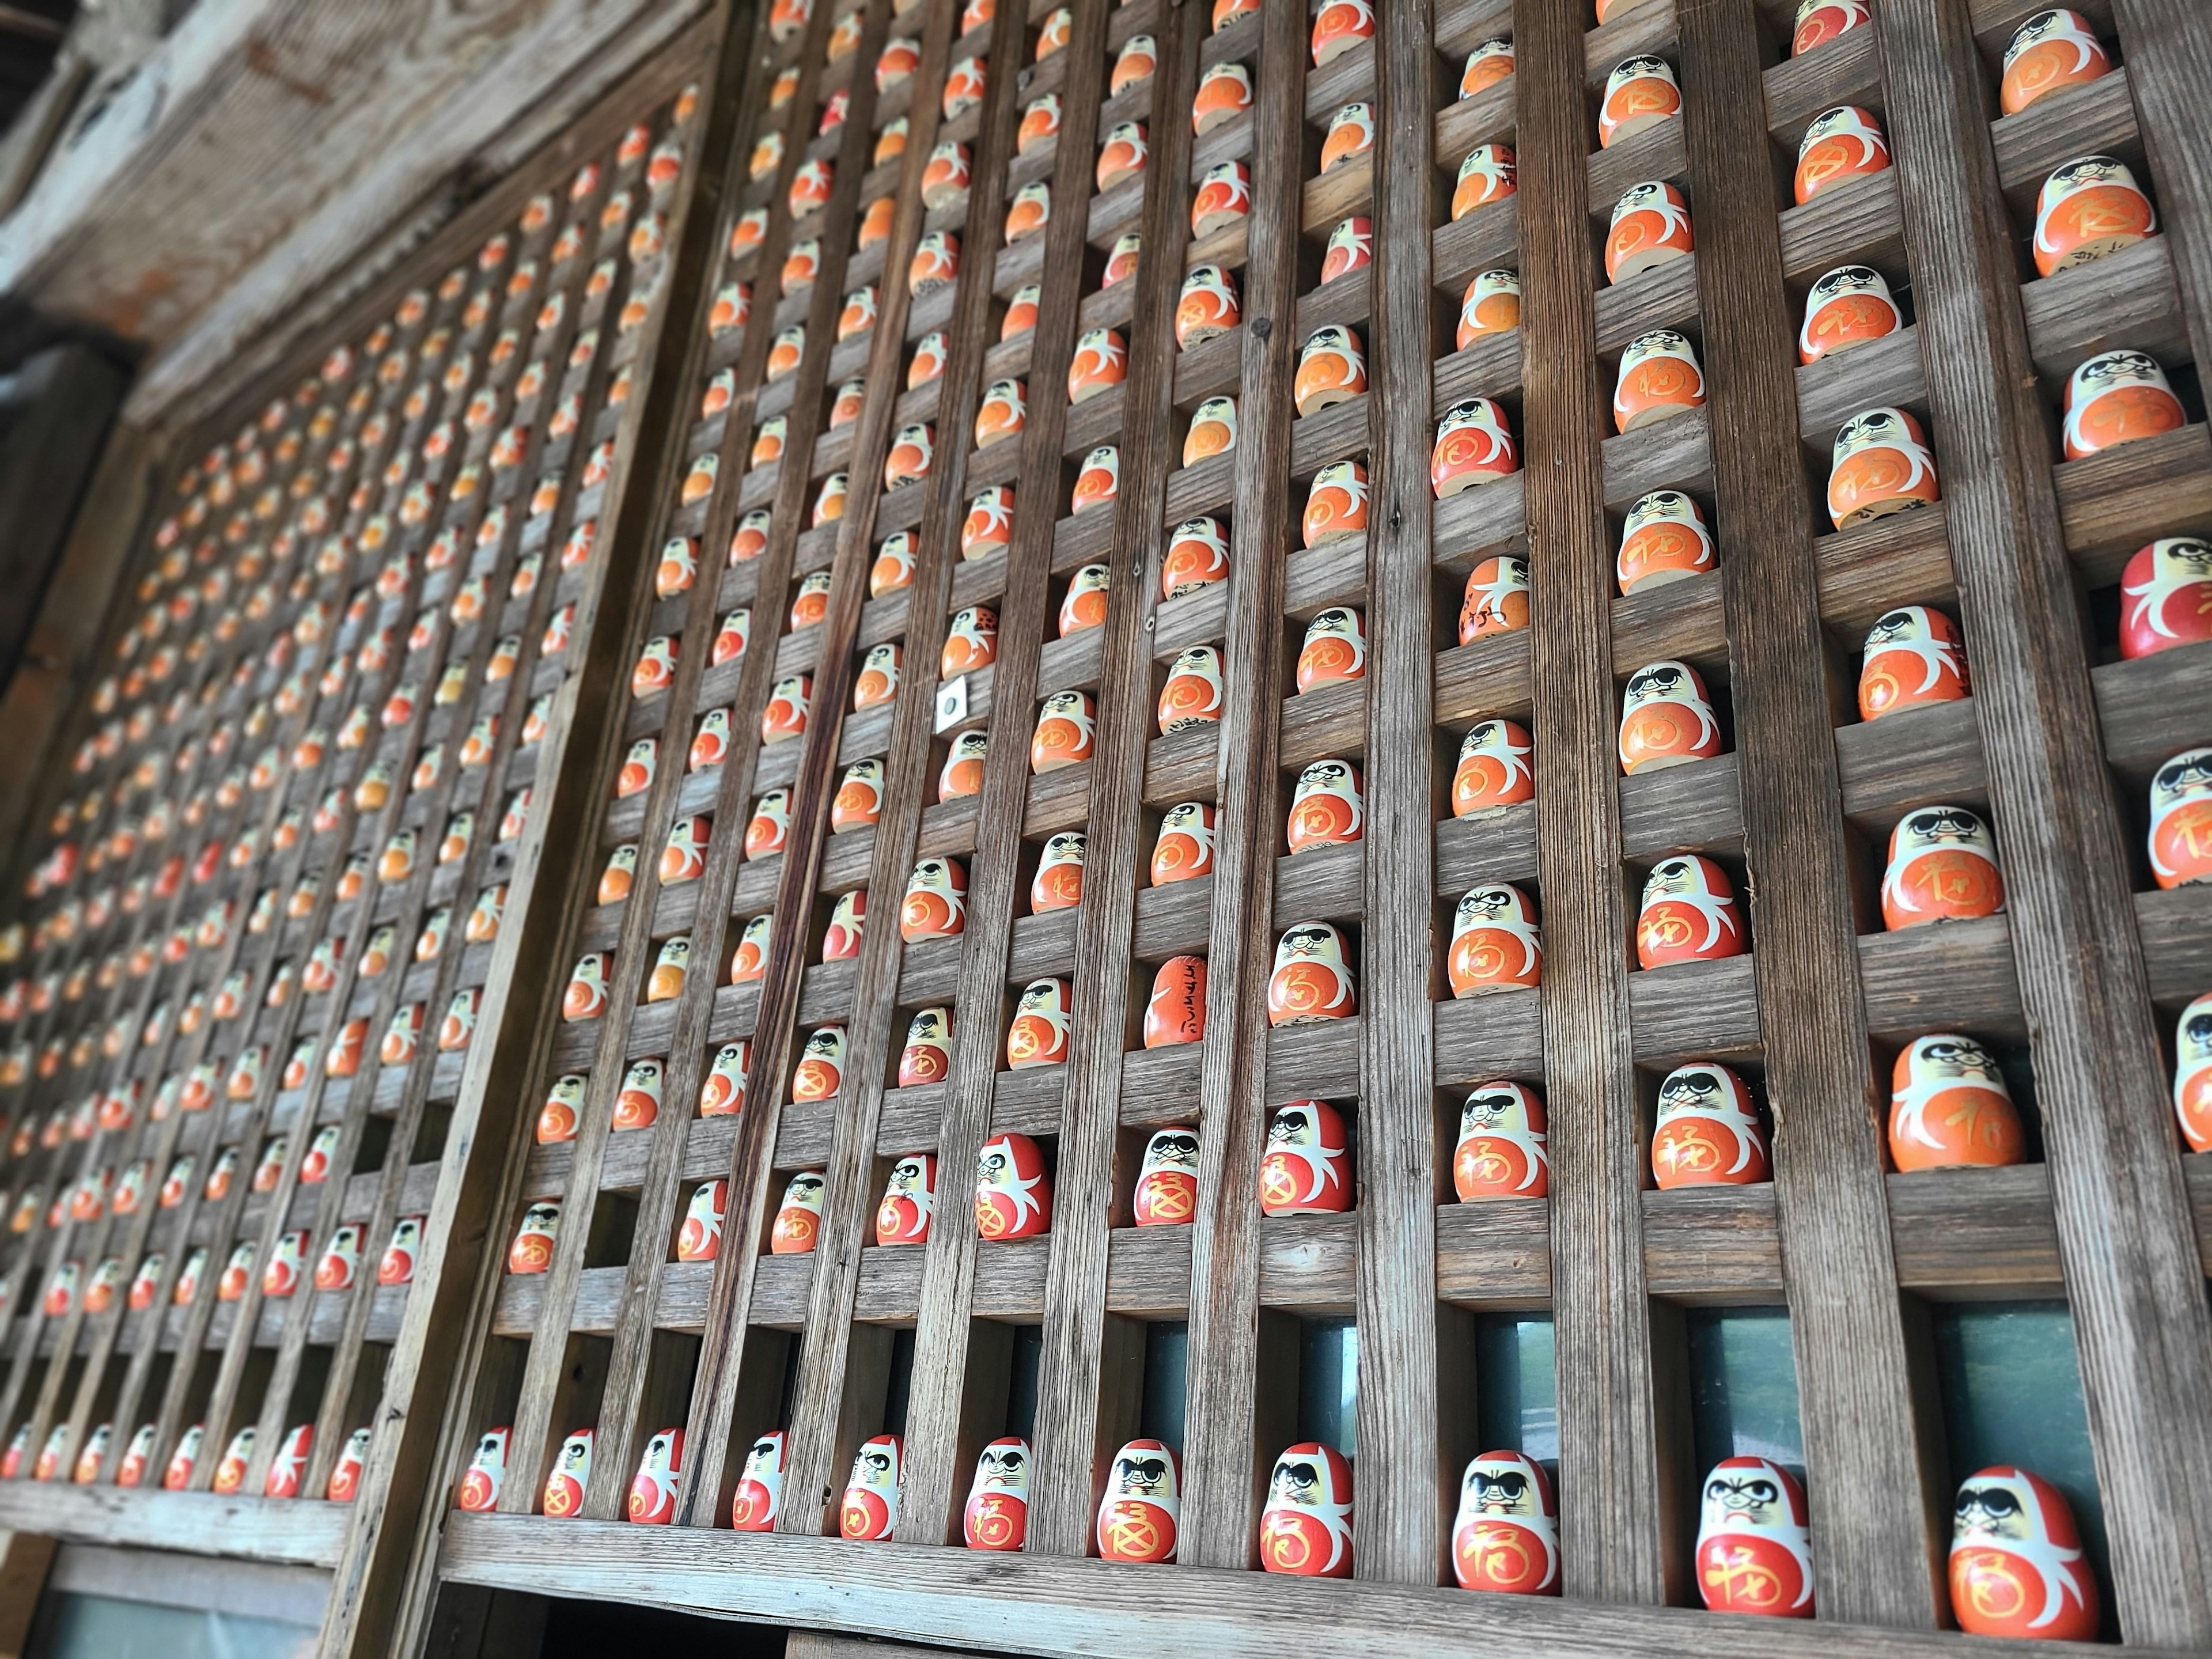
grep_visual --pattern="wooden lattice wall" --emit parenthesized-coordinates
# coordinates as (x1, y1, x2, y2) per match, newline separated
(3, 0, 2212, 1655)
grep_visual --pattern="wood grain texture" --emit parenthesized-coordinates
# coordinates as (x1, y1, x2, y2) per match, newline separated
(1358, 0, 1448, 1589)
(1675, 0, 1945, 1627)
(1023, 0, 1164, 1560)
(775, 0, 986, 1539)
(2108, 1, 2212, 374)
(879, 0, 1040, 1542)
(676, 0, 878, 1530)
(1179, 0, 1304, 1574)
(1877, 1, 2212, 1643)
(899, 0, 1116, 1554)
(1514, 0, 1675, 1608)
(439, 1511, 2164, 1658)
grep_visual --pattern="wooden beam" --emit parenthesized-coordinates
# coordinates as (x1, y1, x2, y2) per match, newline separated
(887, 0, 1039, 1548)
(1876, 0, 2212, 1644)
(1513, 0, 1676, 1606)
(1359, 0, 1446, 1589)
(1178, 0, 1304, 1573)
(1674, 0, 1946, 1628)
(438, 1512, 2143, 1657)
(1003, 0, 1120, 1559)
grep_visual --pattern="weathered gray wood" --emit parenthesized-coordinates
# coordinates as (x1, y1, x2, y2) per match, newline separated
(1878, 1, 2212, 1643)
(2101, 6, 2212, 373)
(1355, 0, 1448, 1590)
(438, 1511, 2156, 1658)
(1171, 0, 1302, 1574)
(1019, 0, 1154, 1560)
(1678, 0, 1946, 1626)
(895, 0, 1108, 1550)
(775, 0, 972, 1539)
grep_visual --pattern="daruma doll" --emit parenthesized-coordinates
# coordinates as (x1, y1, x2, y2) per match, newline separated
(1949, 1467, 2098, 1639)
(1651, 1062, 1769, 1189)
(1696, 1457, 1813, 1616)
(1453, 1451, 1559, 1594)
(1881, 804, 2005, 928)
(1858, 605, 1968, 721)
(1259, 1444, 1354, 1577)
(2001, 9, 2109, 115)
(1097, 1440, 1180, 1562)
(1888, 1034, 2024, 1172)
(1454, 1080, 1549, 1200)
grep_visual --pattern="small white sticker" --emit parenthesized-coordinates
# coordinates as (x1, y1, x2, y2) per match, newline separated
(934, 674, 968, 733)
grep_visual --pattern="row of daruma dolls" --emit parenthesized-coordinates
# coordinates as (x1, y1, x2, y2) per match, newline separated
(0, 1415, 372, 1503)
(441, 1391, 2097, 1638)
(30, 1185, 429, 1321)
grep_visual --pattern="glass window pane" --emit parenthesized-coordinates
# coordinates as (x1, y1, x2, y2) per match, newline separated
(1473, 1314, 1558, 1466)
(1139, 1321, 1187, 1452)
(1297, 1317, 1358, 1456)
(1686, 1307, 1804, 1474)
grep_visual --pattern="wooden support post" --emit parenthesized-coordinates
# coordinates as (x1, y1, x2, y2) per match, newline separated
(891, 0, 1036, 1547)
(1877, 0, 2212, 1644)
(1513, 0, 1675, 1606)
(1178, 0, 1304, 1573)
(775, 0, 966, 1531)
(1675, 0, 1946, 1626)
(1358, 0, 1445, 1588)
(1007, 0, 1127, 1560)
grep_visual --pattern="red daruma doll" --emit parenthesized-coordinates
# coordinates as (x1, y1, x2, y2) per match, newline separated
(1453, 1451, 1560, 1594)
(1143, 957, 1206, 1048)
(1635, 855, 1745, 970)
(2173, 992, 2212, 1154)
(1287, 759, 1363, 853)
(1259, 1443, 1354, 1577)
(1651, 1062, 1770, 1189)
(1888, 1034, 2025, 1172)
(1881, 805, 2006, 928)
(1697, 1457, 1814, 1617)
(457, 1427, 511, 1511)
(677, 1179, 726, 1261)
(628, 1426, 683, 1524)
(976, 1132, 1052, 1238)
(964, 1437, 1031, 1550)
(730, 1431, 786, 1531)
(842, 1434, 902, 1540)
(771, 1172, 825, 1253)
(1448, 884, 1543, 997)
(1267, 922, 1357, 1025)
(2150, 748, 2212, 889)
(897, 1008, 951, 1088)
(1097, 1440, 1180, 1562)
(1132, 1127, 1200, 1224)
(1454, 1081, 1549, 1200)
(1949, 1467, 2098, 1639)
(1260, 1100, 1351, 1215)
(541, 1429, 592, 1517)
(1858, 605, 1968, 721)
(1618, 660, 1722, 774)
(876, 1154, 934, 1244)
(2120, 537, 2212, 660)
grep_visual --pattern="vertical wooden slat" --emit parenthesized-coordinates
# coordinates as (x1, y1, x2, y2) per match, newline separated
(328, 28, 747, 1656)
(1675, 0, 1945, 1626)
(1358, 0, 1445, 1588)
(889, 0, 1038, 1546)
(2109, 1, 2212, 373)
(774, 0, 967, 1531)
(1514, 0, 1675, 1606)
(1877, 1, 2212, 1645)
(1025, 0, 1200, 1563)
(1179, 0, 1304, 1573)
